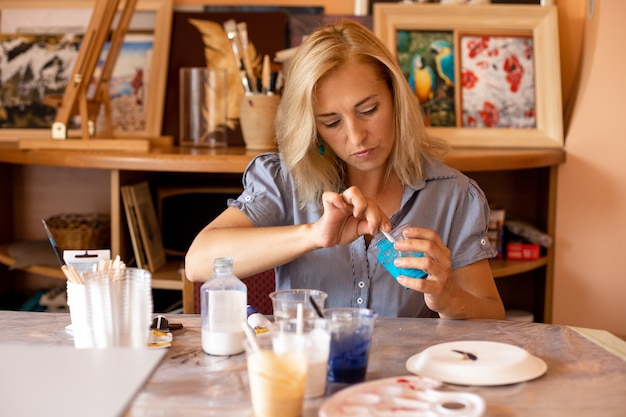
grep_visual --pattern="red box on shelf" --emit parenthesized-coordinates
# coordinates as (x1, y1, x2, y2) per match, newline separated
(506, 242, 540, 260)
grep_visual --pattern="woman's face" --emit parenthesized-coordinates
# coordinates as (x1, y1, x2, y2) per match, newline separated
(313, 61, 394, 174)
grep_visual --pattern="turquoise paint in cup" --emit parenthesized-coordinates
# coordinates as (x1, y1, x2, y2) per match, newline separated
(374, 224, 427, 280)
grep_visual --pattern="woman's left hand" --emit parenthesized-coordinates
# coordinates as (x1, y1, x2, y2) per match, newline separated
(392, 226, 457, 312)
(393, 226, 505, 319)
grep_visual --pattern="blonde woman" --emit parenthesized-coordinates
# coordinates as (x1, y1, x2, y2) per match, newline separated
(186, 20, 504, 319)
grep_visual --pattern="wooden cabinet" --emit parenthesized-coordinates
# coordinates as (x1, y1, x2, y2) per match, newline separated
(0, 143, 564, 321)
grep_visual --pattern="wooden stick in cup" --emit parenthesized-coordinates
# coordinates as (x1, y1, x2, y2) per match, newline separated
(62, 264, 83, 284)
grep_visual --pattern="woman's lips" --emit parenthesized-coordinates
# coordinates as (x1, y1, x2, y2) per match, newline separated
(352, 148, 375, 158)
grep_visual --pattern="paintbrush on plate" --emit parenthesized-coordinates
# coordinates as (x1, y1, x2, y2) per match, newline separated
(223, 19, 252, 94)
(41, 218, 83, 284)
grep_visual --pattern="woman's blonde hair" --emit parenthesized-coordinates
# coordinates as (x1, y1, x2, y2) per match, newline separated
(276, 19, 449, 209)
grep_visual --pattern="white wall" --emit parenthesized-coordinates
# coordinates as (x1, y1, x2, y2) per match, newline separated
(553, 0, 626, 337)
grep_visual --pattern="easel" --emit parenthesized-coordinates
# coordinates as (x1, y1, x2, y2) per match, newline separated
(19, 0, 150, 152)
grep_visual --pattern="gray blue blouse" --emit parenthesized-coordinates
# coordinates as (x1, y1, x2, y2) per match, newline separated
(228, 153, 496, 318)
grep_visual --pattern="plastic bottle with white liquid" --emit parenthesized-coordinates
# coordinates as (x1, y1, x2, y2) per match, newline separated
(201, 257, 247, 355)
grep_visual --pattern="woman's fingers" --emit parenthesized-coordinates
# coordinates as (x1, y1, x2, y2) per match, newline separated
(340, 186, 390, 235)
(317, 188, 390, 246)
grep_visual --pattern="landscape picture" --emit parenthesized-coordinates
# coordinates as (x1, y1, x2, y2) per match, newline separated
(0, 33, 81, 129)
(0, 33, 153, 132)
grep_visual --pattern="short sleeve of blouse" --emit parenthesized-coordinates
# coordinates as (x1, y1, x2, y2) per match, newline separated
(227, 153, 294, 227)
(447, 178, 497, 269)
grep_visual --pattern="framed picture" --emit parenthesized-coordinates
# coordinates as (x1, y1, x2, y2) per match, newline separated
(0, 0, 172, 142)
(374, 3, 563, 148)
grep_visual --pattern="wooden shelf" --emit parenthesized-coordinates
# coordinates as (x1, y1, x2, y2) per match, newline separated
(1, 241, 543, 289)
(0, 244, 183, 290)
(0, 142, 565, 174)
(151, 260, 184, 290)
(0, 144, 564, 320)
(0, 244, 65, 280)
(490, 257, 548, 279)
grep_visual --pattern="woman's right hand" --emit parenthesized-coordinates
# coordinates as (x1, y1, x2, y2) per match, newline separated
(312, 186, 391, 248)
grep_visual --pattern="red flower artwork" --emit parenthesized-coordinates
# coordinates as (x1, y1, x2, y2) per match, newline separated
(462, 70, 478, 90)
(504, 54, 524, 93)
(466, 36, 489, 58)
(461, 35, 536, 128)
(479, 101, 499, 127)
(524, 39, 533, 60)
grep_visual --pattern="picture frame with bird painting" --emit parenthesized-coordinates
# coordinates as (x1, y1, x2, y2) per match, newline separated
(374, 3, 563, 148)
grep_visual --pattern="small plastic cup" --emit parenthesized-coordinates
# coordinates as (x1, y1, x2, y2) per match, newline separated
(83, 267, 153, 349)
(269, 289, 328, 322)
(325, 307, 378, 384)
(374, 223, 427, 280)
(66, 281, 94, 348)
(244, 332, 309, 417)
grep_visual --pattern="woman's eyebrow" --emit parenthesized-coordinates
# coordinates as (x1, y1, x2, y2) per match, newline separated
(315, 111, 337, 118)
(355, 94, 378, 107)
(315, 94, 379, 118)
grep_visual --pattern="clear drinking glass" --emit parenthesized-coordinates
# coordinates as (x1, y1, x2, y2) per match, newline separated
(179, 67, 228, 147)
(325, 307, 378, 384)
(277, 317, 330, 398)
(245, 332, 309, 417)
(269, 289, 328, 322)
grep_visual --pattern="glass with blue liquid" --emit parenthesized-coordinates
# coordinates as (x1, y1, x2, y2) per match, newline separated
(374, 223, 427, 280)
(325, 307, 378, 384)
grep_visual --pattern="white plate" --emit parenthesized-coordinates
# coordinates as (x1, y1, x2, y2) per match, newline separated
(406, 340, 547, 386)
(319, 375, 485, 417)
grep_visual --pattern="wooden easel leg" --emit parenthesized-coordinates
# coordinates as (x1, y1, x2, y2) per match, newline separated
(79, 96, 91, 139)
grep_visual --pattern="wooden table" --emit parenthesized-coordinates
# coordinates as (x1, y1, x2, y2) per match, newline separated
(2, 311, 624, 416)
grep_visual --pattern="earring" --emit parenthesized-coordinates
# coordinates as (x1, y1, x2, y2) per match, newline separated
(318, 141, 325, 155)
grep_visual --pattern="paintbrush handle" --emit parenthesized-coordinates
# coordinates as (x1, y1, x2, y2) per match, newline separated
(41, 218, 65, 266)
(237, 22, 257, 93)
(229, 39, 252, 93)
(262, 54, 271, 94)
(224, 19, 252, 94)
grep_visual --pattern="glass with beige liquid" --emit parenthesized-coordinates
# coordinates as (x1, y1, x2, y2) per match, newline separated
(245, 332, 308, 417)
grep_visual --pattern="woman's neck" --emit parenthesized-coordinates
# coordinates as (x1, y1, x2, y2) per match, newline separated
(346, 168, 403, 218)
